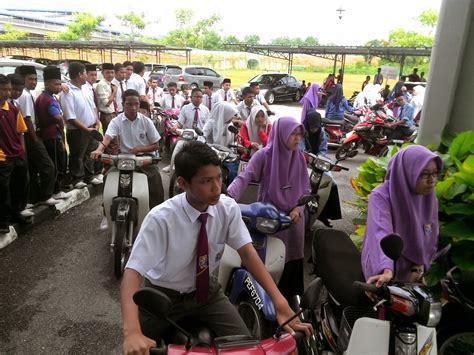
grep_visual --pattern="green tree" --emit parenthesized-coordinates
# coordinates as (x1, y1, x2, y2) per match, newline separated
(175, 8, 194, 27)
(0, 23, 28, 40)
(243, 35, 260, 45)
(303, 36, 319, 46)
(202, 31, 222, 50)
(418, 9, 438, 30)
(49, 13, 104, 40)
(364, 39, 390, 64)
(270, 36, 305, 46)
(117, 13, 146, 41)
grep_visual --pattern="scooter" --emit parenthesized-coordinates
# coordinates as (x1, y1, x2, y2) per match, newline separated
(132, 278, 321, 354)
(303, 152, 347, 231)
(101, 153, 161, 278)
(294, 229, 441, 354)
(437, 266, 474, 354)
(218, 195, 315, 340)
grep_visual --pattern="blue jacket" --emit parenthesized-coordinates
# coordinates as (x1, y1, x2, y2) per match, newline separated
(325, 97, 353, 120)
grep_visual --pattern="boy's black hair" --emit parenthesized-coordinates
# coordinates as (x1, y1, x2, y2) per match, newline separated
(122, 89, 140, 103)
(0, 74, 11, 85)
(167, 81, 178, 88)
(181, 83, 190, 91)
(242, 86, 254, 97)
(123, 60, 133, 67)
(191, 88, 202, 96)
(68, 62, 86, 80)
(133, 61, 145, 74)
(139, 100, 150, 111)
(114, 63, 124, 72)
(203, 81, 213, 88)
(7, 73, 24, 86)
(394, 92, 405, 99)
(249, 82, 259, 88)
(175, 141, 221, 182)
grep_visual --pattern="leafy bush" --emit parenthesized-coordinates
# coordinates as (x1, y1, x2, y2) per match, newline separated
(350, 131, 474, 286)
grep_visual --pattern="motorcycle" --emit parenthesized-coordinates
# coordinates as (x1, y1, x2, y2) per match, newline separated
(321, 113, 360, 147)
(437, 266, 474, 354)
(158, 108, 181, 153)
(101, 153, 161, 278)
(335, 109, 417, 161)
(218, 195, 315, 340)
(132, 278, 320, 354)
(303, 152, 347, 232)
(293, 229, 441, 354)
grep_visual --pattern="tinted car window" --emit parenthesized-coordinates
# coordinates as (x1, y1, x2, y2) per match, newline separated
(205, 69, 219, 77)
(166, 67, 182, 75)
(185, 67, 198, 75)
(287, 76, 297, 83)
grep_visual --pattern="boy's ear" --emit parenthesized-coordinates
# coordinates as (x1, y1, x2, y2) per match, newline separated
(176, 176, 188, 190)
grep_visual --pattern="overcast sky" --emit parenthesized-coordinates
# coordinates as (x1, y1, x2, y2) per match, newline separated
(1, 0, 442, 45)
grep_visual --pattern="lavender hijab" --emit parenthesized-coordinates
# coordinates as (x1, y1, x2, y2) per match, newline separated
(260, 116, 310, 211)
(300, 83, 321, 123)
(362, 145, 443, 281)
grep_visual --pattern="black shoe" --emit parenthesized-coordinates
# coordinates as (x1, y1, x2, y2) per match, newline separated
(0, 224, 10, 234)
(13, 214, 32, 225)
(320, 218, 333, 228)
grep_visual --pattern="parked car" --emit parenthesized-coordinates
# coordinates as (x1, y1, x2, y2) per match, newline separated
(162, 65, 223, 90)
(238, 73, 302, 104)
(0, 58, 47, 96)
(144, 63, 167, 87)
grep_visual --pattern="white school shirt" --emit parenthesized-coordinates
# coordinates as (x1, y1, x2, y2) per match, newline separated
(236, 100, 258, 121)
(147, 87, 164, 106)
(95, 78, 115, 114)
(255, 92, 267, 105)
(17, 88, 36, 130)
(203, 92, 220, 111)
(82, 81, 97, 111)
(105, 112, 160, 154)
(216, 88, 236, 102)
(126, 193, 252, 292)
(178, 103, 210, 129)
(60, 83, 97, 130)
(112, 78, 125, 112)
(127, 73, 146, 96)
(161, 94, 185, 110)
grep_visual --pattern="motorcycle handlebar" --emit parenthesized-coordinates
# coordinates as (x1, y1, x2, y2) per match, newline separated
(353, 281, 380, 294)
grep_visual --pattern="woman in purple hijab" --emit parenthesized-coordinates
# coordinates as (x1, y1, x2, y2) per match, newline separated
(300, 83, 321, 123)
(227, 116, 311, 300)
(362, 145, 443, 287)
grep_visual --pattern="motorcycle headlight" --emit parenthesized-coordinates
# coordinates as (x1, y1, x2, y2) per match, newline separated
(226, 152, 239, 163)
(117, 158, 136, 171)
(256, 217, 280, 234)
(181, 130, 195, 140)
(314, 158, 332, 172)
(418, 298, 442, 327)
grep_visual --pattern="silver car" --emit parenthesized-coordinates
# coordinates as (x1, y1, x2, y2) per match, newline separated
(0, 58, 46, 96)
(163, 65, 224, 89)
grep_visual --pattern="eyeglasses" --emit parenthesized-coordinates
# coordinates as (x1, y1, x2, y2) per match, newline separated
(419, 171, 439, 180)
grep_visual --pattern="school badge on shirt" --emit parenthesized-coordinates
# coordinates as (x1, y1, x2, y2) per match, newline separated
(199, 255, 208, 270)
(423, 223, 432, 234)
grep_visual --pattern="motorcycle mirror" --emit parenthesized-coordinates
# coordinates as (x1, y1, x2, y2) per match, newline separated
(194, 127, 204, 136)
(300, 278, 323, 309)
(380, 234, 404, 262)
(297, 194, 314, 207)
(432, 244, 451, 261)
(228, 125, 239, 135)
(90, 129, 103, 142)
(133, 288, 172, 319)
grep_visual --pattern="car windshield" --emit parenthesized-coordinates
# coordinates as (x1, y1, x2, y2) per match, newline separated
(251, 74, 283, 85)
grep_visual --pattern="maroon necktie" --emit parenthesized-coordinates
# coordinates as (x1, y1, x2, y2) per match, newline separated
(196, 213, 209, 303)
(223, 91, 227, 101)
(91, 87, 98, 108)
(120, 81, 124, 94)
(172, 96, 175, 109)
(208, 96, 212, 111)
(153, 89, 156, 104)
(193, 107, 199, 129)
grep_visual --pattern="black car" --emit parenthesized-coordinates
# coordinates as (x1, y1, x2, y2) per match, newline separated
(239, 73, 302, 104)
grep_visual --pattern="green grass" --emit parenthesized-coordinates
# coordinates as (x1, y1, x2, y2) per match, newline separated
(222, 69, 399, 97)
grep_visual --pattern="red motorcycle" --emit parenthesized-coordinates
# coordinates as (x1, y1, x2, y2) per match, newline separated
(132, 279, 320, 354)
(155, 108, 181, 153)
(322, 112, 361, 147)
(335, 109, 417, 160)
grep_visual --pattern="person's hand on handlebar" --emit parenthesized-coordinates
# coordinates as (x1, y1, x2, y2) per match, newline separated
(123, 331, 156, 355)
(90, 149, 102, 160)
(367, 268, 393, 288)
(289, 207, 302, 224)
(250, 142, 260, 150)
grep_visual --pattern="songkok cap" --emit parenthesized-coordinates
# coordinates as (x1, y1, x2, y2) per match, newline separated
(16, 65, 37, 76)
(222, 78, 231, 84)
(43, 66, 62, 81)
(85, 64, 97, 72)
(102, 63, 114, 70)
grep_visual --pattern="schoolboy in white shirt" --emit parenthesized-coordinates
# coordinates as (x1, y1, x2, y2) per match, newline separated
(202, 81, 219, 112)
(216, 78, 238, 105)
(120, 141, 312, 353)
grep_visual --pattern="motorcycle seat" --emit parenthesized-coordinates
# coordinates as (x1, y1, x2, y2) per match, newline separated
(322, 117, 344, 126)
(312, 229, 369, 307)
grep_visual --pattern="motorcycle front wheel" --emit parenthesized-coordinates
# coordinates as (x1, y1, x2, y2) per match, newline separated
(439, 332, 474, 355)
(113, 220, 130, 279)
(335, 141, 358, 161)
(237, 300, 271, 340)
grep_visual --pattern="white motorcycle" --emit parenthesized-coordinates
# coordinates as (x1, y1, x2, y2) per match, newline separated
(101, 153, 160, 278)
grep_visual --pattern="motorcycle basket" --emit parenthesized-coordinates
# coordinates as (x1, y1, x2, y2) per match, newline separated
(337, 306, 376, 352)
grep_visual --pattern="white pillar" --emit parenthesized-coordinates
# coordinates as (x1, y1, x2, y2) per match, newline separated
(417, 0, 474, 146)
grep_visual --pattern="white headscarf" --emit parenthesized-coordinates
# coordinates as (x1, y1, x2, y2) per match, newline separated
(410, 85, 426, 118)
(246, 105, 269, 144)
(204, 101, 238, 146)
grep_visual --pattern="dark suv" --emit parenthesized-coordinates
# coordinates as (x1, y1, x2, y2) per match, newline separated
(239, 73, 302, 104)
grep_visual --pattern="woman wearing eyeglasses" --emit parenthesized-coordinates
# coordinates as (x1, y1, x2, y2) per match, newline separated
(362, 145, 443, 287)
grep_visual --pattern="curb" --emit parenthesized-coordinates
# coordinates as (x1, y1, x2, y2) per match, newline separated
(0, 184, 103, 250)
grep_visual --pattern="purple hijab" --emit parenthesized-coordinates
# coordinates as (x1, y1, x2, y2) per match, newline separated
(362, 145, 443, 281)
(300, 83, 321, 123)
